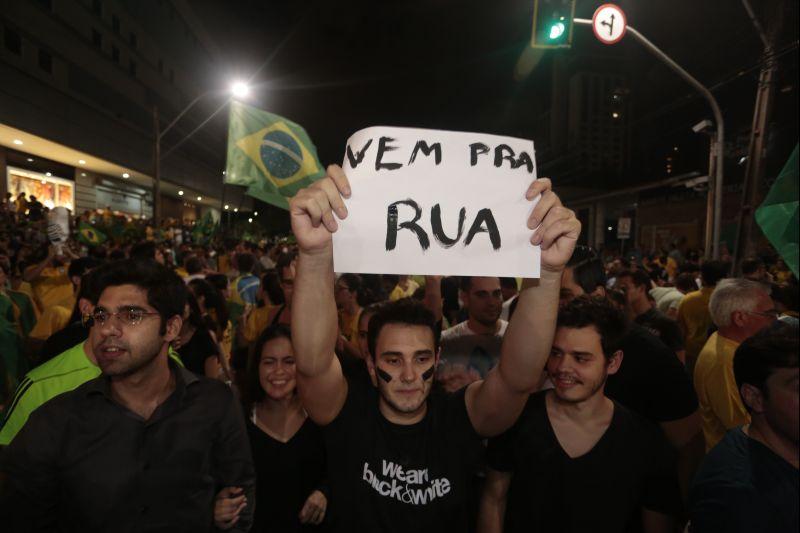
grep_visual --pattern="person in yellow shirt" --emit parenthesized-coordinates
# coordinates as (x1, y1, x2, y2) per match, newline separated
(388, 274, 420, 301)
(677, 260, 730, 373)
(23, 245, 76, 313)
(694, 278, 778, 451)
(26, 258, 99, 361)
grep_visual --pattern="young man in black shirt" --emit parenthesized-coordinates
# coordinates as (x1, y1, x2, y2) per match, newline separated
(0, 259, 255, 533)
(479, 296, 681, 533)
(286, 164, 580, 533)
(560, 246, 702, 499)
(689, 321, 798, 533)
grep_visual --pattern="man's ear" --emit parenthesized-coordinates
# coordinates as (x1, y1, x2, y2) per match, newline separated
(164, 315, 183, 342)
(606, 350, 624, 375)
(739, 383, 764, 414)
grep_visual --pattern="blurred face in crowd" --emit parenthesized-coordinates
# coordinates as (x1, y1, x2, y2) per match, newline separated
(615, 275, 647, 312)
(367, 323, 438, 423)
(560, 267, 605, 307)
(259, 336, 297, 402)
(335, 279, 357, 310)
(547, 326, 622, 404)
(732, 291, 777, 340)
(280, 261, 296, 305)
(357, 310, 375, 359)
(462, 277, 503, 327)
(91, 284, 180, 378)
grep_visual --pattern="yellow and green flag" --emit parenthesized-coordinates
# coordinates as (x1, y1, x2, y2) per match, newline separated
(225, 100, 325, 209)
(77, 221, 107, 246)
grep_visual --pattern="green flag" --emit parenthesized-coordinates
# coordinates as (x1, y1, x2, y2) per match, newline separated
(755, 144, 799, 277)
(225, 100, 325, 209)
(77, 221, 107, 246)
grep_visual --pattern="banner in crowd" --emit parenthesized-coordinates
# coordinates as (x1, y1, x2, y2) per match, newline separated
(756, 143, 799, 276)
(224, 100, 325, 210)
(332, 126, 541, 277)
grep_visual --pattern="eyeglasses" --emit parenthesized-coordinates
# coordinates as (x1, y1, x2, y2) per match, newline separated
(88, 307, 161, 327)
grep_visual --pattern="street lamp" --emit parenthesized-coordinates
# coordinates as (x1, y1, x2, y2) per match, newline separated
(152, 81, 250, 225)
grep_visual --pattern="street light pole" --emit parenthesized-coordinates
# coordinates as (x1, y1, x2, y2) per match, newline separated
(574, 18, 725, 259)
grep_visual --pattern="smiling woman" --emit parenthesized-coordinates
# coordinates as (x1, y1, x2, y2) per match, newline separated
(227, 325, 329, 532)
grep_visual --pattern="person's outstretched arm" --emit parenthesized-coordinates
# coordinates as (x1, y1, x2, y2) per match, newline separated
(465, 179, 581, 437)
(289, 165, 352, 425)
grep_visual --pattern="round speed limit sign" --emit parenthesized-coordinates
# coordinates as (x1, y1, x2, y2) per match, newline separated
(592, 3, 627, 45)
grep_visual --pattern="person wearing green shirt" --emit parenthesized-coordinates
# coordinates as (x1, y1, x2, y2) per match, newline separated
(0, 341, 183, 446)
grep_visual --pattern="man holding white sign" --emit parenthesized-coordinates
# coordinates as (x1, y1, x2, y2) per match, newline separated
(287, 125, 580, 533)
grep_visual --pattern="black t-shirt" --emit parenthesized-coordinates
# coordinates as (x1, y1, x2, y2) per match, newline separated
(248, 415, 327, 533)
(689, 427, 799, 533)
(487, 391, 682, 533)
(606, 324, 698, 423)
(322, 378, 484, 533)
(635, 308, 684, 354)
(177, 327, 219, 376)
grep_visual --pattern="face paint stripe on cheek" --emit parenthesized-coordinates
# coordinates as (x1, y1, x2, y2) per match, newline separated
(376, 367, 393, 383)
(421, 365, 435, 381)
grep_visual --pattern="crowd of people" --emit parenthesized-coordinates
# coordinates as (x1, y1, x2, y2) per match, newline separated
(0, 168, 797, 533)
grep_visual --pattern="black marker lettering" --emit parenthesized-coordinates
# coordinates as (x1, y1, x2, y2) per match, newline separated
(386, 200, 430, 251)
(514, 151, 534, 173)
(345, 138, 373, 169)
(494, 144, 516, 168)
(464, 208, 501, 250)
(430, 204, 466, 248)
(408, 141, 442, 165)
(375, 137, 403, 171)
(470, 143, 490, 166)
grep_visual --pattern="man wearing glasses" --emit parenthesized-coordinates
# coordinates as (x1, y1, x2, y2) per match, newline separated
(694, 278, 778, 451)
(0, 259, 255, 533)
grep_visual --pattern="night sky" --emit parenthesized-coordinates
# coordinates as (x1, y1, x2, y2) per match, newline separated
(188, 0, 798, 190)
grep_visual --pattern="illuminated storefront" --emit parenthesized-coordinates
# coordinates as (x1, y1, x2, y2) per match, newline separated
(6, 166, 75, 212)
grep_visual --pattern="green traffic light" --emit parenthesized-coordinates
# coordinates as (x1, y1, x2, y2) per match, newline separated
(548, 22, 566, 40)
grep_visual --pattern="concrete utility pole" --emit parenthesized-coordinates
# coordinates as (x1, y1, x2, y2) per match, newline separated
(733, 0, 785, 269)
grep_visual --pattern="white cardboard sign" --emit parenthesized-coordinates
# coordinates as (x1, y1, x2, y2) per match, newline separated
(332, 126, 541, 278)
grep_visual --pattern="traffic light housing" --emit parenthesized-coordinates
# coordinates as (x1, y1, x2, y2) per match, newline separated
(531, 0, 576, 49)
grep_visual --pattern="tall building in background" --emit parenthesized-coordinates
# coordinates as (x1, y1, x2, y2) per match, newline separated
(0, 0, 249, 220)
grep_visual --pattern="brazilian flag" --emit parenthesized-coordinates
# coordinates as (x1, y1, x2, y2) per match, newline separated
(225, 100, 325, 209)
(77, 221, 107, 246)
(756, 144, 799, 276)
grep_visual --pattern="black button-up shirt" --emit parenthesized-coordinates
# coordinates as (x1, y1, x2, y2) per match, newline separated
(0, 362, 255, 532)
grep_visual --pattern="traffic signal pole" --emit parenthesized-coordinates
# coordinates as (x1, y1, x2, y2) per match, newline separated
(574, 17, 725, 259)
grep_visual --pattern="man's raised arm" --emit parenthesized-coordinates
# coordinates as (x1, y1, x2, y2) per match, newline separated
(289, 165, 352, 425)
(466, 179, 580, 436)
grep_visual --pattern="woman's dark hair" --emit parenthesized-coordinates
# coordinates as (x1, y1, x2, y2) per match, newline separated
(338, 273, 377, 307)
(205, 273, 229, 294)
(261, 270, 284, 305)
(367, 298, 439, 359)
(188, 278, 228, 336)
(243, 325, 293, 409)
(236, 252, 256, 274)
(90, 259, 187, 335)
(129, 241, 158, 262)
(557, 295, 629, 358)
